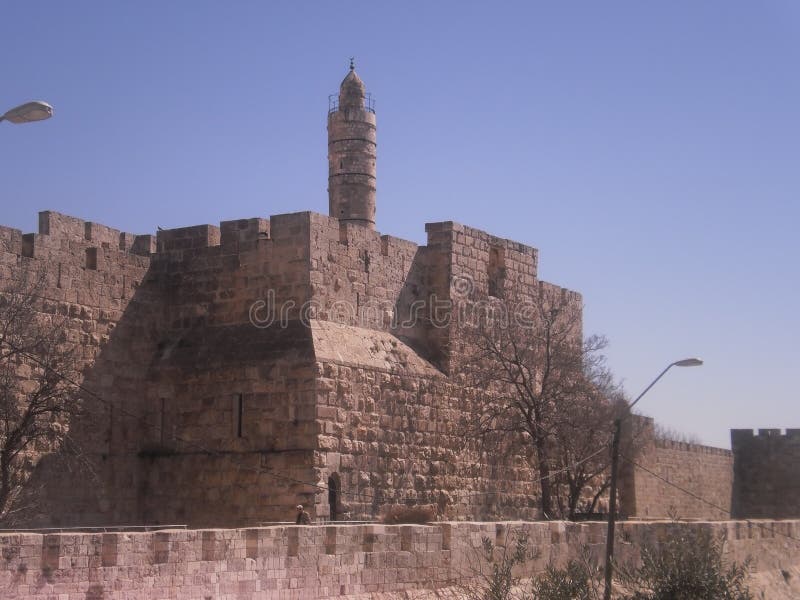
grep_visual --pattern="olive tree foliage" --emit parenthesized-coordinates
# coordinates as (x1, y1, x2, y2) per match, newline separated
(459, 284, 628, 519)
(531, 554, 603, 600)
(460, 528, 603, 600)
(460, 526, 752, 600)
(619, 527, 753, 600)
(0, 265, 82, 524)
(460, 532, 531, 600)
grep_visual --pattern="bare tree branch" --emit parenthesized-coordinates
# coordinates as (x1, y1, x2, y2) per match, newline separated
(0, 265, 82, 524)
(458, 285, 639, 519)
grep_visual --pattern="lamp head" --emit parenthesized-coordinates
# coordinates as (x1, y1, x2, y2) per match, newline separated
(673, 358, 703, 367)
(1, 101, 53, 124)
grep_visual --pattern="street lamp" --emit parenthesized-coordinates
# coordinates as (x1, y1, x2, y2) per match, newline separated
(0, 101, 53, 124)
(602, 357, 703, 600)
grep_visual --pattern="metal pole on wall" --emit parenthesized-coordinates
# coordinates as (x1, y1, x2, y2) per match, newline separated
(603, 417, 622, 599)
(602, 358, 703, 600)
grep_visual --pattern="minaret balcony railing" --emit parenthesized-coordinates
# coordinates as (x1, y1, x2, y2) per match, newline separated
(328, 93, 375, 114)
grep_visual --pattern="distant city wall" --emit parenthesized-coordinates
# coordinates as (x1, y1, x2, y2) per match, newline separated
(1, 520, 799, 599)
(732, 428, 800, 519)
(622, 417, 733, 519)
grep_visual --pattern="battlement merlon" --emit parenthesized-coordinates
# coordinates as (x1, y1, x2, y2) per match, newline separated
(0, 212, 154, 271)
(0, 225, 23, 255)
(732, 428, 800, 444)
(37, 211, 152, 255)
(424, 221, 539, 279)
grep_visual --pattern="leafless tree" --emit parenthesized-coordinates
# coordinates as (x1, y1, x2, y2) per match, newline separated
(460, 284, 627, 519)
(653, 422, 701, 445)
(551, 386, 616, 519)
(0, 265, 81, 523)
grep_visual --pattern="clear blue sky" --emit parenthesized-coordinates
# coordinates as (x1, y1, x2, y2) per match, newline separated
(2, 2, 798, 448)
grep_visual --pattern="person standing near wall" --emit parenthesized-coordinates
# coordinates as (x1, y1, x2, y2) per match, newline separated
(295, 504, 311, 524)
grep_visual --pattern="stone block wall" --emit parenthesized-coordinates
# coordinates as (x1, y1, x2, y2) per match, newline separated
(2, 520, 799, 599)
(308, 214, 419, 331)
(312, 357, 538, 522)
(135, 321, 320, 526)
(621, 417, 733, 519)
(106, 213, 321, 527)
(417, 221, 546, 373)
(304, 216, 561, 374)
(0, 212, 155, 527)
(0, 209, 601, 530)
(732, 429, 800, 519)
(1, 209, 610, 530)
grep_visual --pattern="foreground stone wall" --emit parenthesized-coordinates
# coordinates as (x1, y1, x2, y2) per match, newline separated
(732, 429, 800, 519)
(1, 520, 799, 599)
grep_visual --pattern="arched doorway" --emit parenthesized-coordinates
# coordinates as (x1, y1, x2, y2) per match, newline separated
(328, 474, 339, 521)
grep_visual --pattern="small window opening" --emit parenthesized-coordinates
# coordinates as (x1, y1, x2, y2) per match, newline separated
(86, 247, 98, 270)
(488, 245, 506, 298)
(328, 475, 339, 521)
(159, 398, 167, 445)
(236, 393, 244, 438)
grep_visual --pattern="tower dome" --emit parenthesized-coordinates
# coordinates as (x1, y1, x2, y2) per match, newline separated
(339, 67, 366, 109)
(327, 61, 377, 229)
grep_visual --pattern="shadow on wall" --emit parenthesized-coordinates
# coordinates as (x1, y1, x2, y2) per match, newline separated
(18, 258, 165, 527)
(392, 246, 447, 371)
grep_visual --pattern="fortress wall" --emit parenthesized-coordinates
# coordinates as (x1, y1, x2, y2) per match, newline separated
(621, 417, 733, 519)
(313, 359, 539, 522)
(0, 212, 157, 527)
(732, 429, 800, 519)
(305, 217, 550, 374)
(134, 322, 320, 527)
(421, 222, 580, 374)
(12, 210, 324, 528)
(153, 211, 314, 330)
(220, 217, 270, 253)
(2, 520, 798, 599)
(423, 221, 539, 299)
(307, 214, 418, 330)
(119, 214, 327, 527)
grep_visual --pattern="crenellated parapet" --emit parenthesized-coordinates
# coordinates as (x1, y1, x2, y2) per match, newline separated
(1, 211, 152, 314)
(732, 428, 800, 441)
(2, 208, 582, 378)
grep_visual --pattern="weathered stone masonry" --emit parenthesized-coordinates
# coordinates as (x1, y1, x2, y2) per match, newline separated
(3, 65, 793, 530)
(620, 417, 733, 520)
(2, 520, 800, 599)
(732, 429, 800, 519)
(5, 207, 556, 527)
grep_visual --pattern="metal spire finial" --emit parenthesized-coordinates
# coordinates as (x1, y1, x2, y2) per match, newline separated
(349, 57, 355, 71)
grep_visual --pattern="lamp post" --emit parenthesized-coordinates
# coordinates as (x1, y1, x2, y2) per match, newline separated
(0, 101, 53, 124)
(602, 357, 703, 600)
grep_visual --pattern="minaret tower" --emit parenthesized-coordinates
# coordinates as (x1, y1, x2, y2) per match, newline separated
(328, 60, 376, 229)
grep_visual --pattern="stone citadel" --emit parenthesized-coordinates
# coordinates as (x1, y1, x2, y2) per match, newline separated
(0, 65, 797, 528)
